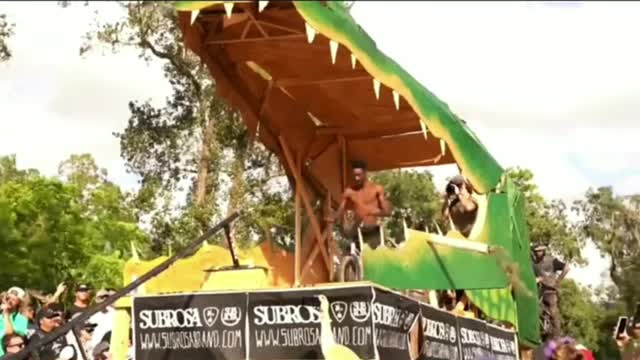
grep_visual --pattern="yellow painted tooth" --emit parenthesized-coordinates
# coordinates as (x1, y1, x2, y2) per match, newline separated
(419, 119, 428, 140)
(258, 0, 269, 12)
(190, 9, 199, 25)
(393, 90, 400, 110)
(351, 53, 357, 69)
(440, 138, 446, 156)
(224, 2, 234, 18)
(329, 40, 339, 64)
(305, 22, 316, 43)
(373, 79, 381, 100)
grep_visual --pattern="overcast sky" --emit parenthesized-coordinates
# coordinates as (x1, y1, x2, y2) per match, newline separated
(2, 1, 639, 287)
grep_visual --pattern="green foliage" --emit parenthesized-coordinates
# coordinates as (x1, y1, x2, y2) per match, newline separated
(505, 167, 583, 263)
(76, 1, 291, 254)
(371, 169, 444, 242)
(558, 280, 604, 350)
(574, 187, 640, 309)
(0, 154, 148, 293)
(0, 13, 13, 62)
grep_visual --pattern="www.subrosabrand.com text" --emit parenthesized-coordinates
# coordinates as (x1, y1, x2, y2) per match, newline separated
(139, 330, 242, 350)
(254, 326, 372, 347)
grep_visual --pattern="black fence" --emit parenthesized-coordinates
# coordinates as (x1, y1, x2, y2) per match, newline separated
(131, 285, 519, 360)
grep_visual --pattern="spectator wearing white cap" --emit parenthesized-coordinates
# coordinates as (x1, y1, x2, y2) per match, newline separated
(0, 287, 29, 357)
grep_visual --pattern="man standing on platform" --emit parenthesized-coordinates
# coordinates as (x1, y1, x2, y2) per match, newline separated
(329, 160, 392, 250)
(532, 244, 569, 339)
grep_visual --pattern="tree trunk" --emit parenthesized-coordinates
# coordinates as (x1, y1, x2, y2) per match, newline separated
(226, 149, 247, 215)
(195, 112, 216, 206)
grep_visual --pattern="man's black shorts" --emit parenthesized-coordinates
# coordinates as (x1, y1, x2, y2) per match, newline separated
(343, 223, 382, 250)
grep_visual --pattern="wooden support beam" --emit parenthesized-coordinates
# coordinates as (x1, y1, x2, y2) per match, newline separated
(257, 20, 304, 35)
(294, 180, 302, 286)
(241, 3, 269, 38)
(300, 224, 332, 281)
(276, 75, 370, 88)
(339, 135, 347, 192)
(206, 33, 304, 45)
(325, 193, 335, 281)
(240, 21, 252, 39)
(315, 124, 419, 138)
(279, 136, 332, 274)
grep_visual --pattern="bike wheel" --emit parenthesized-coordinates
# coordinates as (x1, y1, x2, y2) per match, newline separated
(338, 255, 361, 282)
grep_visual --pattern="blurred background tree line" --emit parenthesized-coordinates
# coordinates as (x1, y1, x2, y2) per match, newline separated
(1, 2, 639, 358)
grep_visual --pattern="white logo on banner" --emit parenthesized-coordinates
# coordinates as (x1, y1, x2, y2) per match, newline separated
(449, 326, 457, 343)
(202, 307, 220, 327)
(221, 306, 242, 327)
(330, 301, 348, 323)
(139, 308, 203, 329)
(253, 305, 321, 325)
(350, 301, 371, 323)
(403, 312, 416, 331)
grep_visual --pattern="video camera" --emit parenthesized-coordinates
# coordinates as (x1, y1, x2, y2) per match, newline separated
(446, 183, 459, 196)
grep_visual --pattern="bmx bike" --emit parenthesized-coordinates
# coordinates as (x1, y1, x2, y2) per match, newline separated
(337, 226, 365, 282)
(336, 217, 390, 282)
(538, 284, 554, 339)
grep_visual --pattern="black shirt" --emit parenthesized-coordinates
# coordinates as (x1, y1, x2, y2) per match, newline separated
(533, 255, 566, 291)
(30, 329, 68, 360)
(66, 305, 88, 321)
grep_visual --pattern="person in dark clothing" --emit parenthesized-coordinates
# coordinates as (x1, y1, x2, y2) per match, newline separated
(442, 175, 478, 237)
(67, 285, 92, 321)
(31, 304, 68, 360)
(532, 244, 570, 339)
(329, 160, 392, 249)
(1, 333, 26, 356)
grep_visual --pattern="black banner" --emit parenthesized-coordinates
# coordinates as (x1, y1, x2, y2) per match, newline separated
(419, 304, 461, 360)
(133, 292, 247, 360)
(487, 324, 519, 360)
(247, 286, 375, 359)
(457, 317, 493, 360)
(373, 289, 420, 360)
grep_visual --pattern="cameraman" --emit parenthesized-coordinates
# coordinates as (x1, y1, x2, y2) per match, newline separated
(441, 175, 478, 237)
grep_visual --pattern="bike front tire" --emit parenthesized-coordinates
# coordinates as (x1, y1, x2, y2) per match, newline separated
(338, 255, 362, 282)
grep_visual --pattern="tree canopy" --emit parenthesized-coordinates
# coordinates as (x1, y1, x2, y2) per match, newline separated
(0, 13, 14, 62)
(0, 154, 147, 293)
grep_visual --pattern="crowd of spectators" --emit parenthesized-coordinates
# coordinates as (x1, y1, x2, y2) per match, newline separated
(0, 283, 125, 360)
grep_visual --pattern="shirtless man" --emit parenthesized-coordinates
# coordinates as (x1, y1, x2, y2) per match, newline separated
(442, 174, 478, 237)
(329, 160, 392, 249)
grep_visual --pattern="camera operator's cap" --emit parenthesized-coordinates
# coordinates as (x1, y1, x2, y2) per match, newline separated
(532, 244, 547, 251)
(76, 284, 92, 292)
(447, 174, 466, 186)
(6, 286, 26, 301)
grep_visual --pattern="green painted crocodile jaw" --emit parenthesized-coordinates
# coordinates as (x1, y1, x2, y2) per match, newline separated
(174, 0, 503, 193)
(173, 0, 539, 347)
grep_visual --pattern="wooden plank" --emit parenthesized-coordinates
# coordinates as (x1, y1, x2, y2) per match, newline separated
(206, 33, 304, 45)
(340, 135, 347, 191)
(276, 75, 370, 87)
(279, 136, 332, 274)
(301, 225, 332, 281)
(325, 193, 335, 282)
(294, 183, 302, 286)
